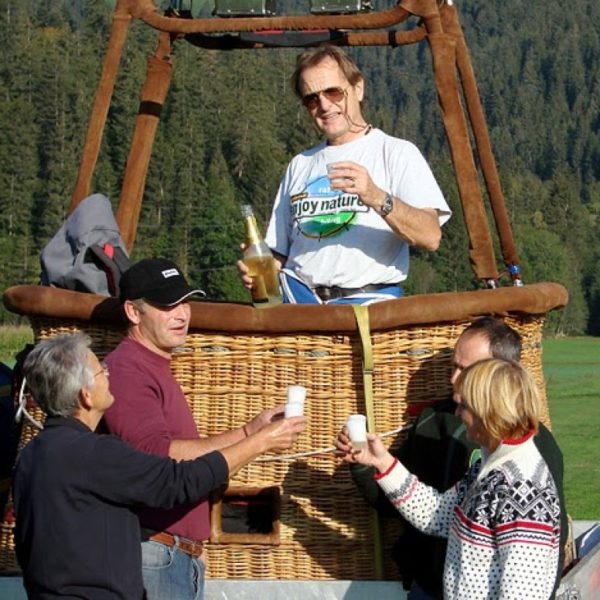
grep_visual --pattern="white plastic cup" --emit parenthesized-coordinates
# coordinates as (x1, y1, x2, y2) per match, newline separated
(285, 401, 304, 418)
(346, 414, 367, 449)
(287, 385, 307, 406)
(326, 163, 345, 186)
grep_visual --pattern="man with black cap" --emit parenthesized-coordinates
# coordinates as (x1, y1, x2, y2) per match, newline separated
(103, 258, 292, 600)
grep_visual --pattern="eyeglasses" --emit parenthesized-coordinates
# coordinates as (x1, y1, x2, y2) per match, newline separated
(301, 86, 348, 110)
(94, 363, 109, 379)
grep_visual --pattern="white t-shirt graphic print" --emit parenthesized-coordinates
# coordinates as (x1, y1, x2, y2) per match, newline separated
(266, 128, 451, 288)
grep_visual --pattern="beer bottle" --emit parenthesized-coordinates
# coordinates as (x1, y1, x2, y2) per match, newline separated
(241, 205, 282, 308)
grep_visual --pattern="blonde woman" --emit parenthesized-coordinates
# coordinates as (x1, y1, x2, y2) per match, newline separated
(336, 359, 561, 599)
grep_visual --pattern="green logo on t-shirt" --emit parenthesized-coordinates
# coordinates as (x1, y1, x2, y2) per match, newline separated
(291, 175, 369, 239)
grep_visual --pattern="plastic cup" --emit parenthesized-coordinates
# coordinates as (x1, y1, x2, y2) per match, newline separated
(285, 401, 304, 418)
(287, 385, 307, 406)
(326, 163, 344, 186)
(346, 414, 367, 449)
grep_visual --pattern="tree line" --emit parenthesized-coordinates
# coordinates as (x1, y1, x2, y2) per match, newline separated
(1, 0, 599, 334)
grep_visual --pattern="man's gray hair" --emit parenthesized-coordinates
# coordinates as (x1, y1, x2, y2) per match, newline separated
(23, 333, 95, 417)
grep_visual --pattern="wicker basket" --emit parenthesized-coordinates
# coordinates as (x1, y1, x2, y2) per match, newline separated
(0, 282, 560, 580)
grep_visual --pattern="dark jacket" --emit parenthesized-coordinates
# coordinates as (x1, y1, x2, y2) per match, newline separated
(350, 398, 567, 599)
(13, 416, 229, 599)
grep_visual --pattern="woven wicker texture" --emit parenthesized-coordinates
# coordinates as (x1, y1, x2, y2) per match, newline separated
(0, 313, 548, 579)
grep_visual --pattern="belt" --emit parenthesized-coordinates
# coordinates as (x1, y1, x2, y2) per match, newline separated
(147, 531, 205, 558)
(314, 283, 397, 302)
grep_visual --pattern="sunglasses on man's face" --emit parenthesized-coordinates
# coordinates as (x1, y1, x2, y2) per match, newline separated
(301, 86, 348, 110)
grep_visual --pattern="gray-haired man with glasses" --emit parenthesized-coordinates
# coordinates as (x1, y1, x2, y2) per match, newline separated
(239, 45, 451, 304)
(13, 333, 303, 599)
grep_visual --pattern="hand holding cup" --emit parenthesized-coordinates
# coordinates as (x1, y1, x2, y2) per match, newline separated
(339, 420, 395, 473)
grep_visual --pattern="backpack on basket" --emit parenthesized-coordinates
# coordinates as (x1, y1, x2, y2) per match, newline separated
(40, 193, 131, 296)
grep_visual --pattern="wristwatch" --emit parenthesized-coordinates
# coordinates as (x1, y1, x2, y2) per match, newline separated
(379, 192, 394, 217)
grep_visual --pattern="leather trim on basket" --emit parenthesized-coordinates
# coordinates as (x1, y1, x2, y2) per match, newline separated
(3, 282, 568, 334)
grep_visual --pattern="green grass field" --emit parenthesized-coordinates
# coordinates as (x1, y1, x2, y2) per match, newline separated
(542, 336, 600, 519)
(1, 327, 598, 519)
(0, 325, 33, 367)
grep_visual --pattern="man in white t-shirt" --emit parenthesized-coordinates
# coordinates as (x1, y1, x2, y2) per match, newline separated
(239, 45, 451, 305)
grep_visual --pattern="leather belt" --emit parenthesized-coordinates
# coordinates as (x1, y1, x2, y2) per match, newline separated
(314, 283, 397, 302)
(148, 531, 205, 558)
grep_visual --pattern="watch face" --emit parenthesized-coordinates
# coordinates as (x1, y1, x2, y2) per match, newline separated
(381, 194, 393, 216)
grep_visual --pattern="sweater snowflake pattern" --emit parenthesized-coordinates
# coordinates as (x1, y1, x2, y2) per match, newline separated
(376, 431, 560, 599)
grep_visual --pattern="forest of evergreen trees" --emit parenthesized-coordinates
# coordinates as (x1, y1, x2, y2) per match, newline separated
(1, 0, 599, 334)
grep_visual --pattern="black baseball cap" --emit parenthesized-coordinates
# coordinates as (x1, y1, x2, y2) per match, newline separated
(119, 258, 205, 306)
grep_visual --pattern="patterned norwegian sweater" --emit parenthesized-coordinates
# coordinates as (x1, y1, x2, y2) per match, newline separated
(376, 430, 560, 599)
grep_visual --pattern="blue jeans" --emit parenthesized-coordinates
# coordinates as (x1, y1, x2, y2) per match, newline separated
(141, 539, 205, 600)
(280, 268, 403, 305)
(408, 581, 439, 600)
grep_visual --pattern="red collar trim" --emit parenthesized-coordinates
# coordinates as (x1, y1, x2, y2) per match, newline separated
(502, 427, 535, 446)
